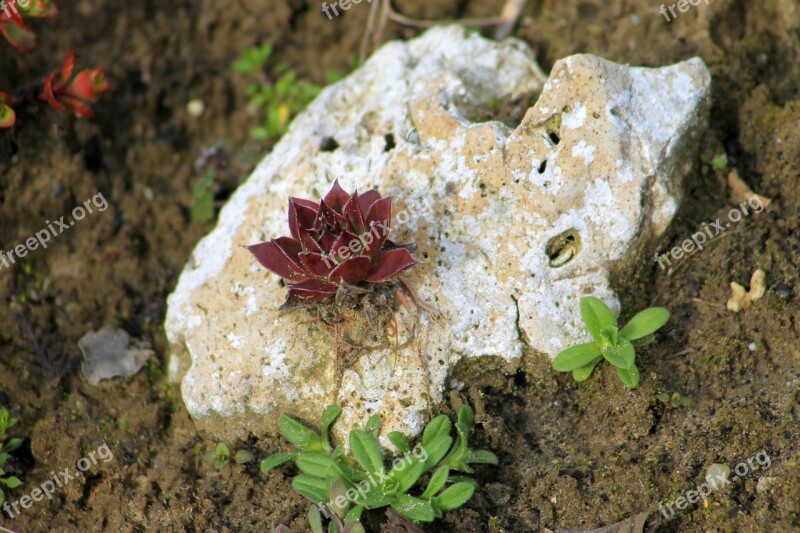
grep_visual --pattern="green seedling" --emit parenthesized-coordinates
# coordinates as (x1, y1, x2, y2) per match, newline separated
(203, 442, 254, 469)
(0, 408, 23, 504)
(552, 296, 670, 388)
(656, 391, 694, 409)
(262, 404, 497, 527)
(234, 44, 324, 142)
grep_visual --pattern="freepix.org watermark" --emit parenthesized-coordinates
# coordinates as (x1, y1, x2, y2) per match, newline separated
(654, 195, 765, 270)
(659, 0, 713, 23)
(321, 0, 374, 21)
(0, 192, 108, 272)
(657, 450, 771, 520)
(3, 442, 114, 519)
(319, 197, 433, 270)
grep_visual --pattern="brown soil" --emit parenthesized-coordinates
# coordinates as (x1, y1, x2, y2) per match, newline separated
(1, 0, 798, 532)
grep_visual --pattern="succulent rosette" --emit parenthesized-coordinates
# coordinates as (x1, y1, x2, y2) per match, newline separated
(249, 180, 418, 305)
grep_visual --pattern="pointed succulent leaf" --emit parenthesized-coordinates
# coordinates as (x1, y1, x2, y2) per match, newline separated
(288, 198, 319, 239)
(0, 19, 37, 53)
(286, 279, 338, 303)
(248, 238, 309, 283)
(620, 307, 670, 340)
(580, 296, 617, 343)
(329, 257, 372, 285)
(357, 190, 381, 214)
(364, 249, 417, 282)
(552, 342, 602, 372)
(323, 179, 351, 213)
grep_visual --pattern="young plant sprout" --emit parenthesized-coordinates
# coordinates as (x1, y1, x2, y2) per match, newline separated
(552, 296, 670, 388)
(264, 405, 497, 530)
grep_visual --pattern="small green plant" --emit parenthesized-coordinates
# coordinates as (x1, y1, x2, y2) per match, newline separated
(262, 404, 497, 529)
(203, 442, 254, 469)
(700, 147, 728, 175)
(234, 44, 324, 142)
(0, 408, 23, 504)
(552, 296, 670, 388)
(656, 391, 694, 409)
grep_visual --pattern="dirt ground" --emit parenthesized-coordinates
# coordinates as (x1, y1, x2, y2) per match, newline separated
(0, 0, 798, 531)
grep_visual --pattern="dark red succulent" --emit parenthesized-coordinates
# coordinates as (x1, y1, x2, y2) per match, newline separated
(248, 180, 418, 305)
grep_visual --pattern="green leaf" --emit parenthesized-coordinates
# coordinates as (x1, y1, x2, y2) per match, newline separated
(616, 364, 640, 388)
(308, 505, 324, 533)
(292, 475, 329, 503)
(466, 449, 498, 465)
(618, 338, 636, 368)
(434, 481, 475, 511)
(423, 435, 453, 470)
(620, 307, 670, 340)
(261, 452, 297, 473)
(0, 487, 4, 505)
(389, 457, 425, 494)
(234, 450, 254, 464)
(364, 415, 381, 437)
(190, 170, 216, 224)
(387, 432, 410, 454)
(457, 405, 474, 428)
(3, 438, 21, 452)
(320, 405, 341, 446)
(422, 415, 451, 447)
(279, 415, 322, 450)
(421, 466, 449, 498)
(296, 451, 338, 479)
(346, 522, 365, 533)
(215, 443, 230, 458)
(552, 342, 602, 372)
(3, 476, 22, 489)
(602, 345, 629, 369)
(349, 430, 384, 477)
(391, 495, 435, 522)
(580, 296, 617, 343)
(572, 356, 602, 382)
(344, 505, 364, 521)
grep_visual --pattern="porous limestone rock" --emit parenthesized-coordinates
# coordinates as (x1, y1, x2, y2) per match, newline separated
(165, 26, 711, 441)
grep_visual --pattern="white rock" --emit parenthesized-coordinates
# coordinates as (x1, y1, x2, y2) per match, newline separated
(165, 26, 711, 440)
(80, 328, 153, 385)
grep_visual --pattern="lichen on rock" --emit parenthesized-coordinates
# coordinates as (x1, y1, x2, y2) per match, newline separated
(164, 26, 711, 441)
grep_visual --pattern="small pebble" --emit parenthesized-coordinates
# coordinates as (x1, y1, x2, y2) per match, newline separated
(748, 342, 757, 351)
(187, 99, 205, 117)
(774, 283, 792, 300)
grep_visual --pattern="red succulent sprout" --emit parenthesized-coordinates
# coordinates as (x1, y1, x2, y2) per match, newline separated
(0, 92, 16, 128)
(249, 180, 418, 306)
(38, 51, 110, 118)
(0, 0, 58, 53)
